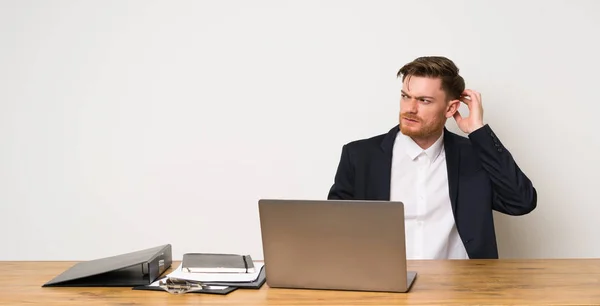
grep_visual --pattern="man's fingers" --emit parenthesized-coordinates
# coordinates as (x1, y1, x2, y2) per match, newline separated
(463, 89, 475, 96)
(467, 89, 481, 101)
(453, 110, 463, 122)
(461, 89, 481, 106)
(459, 95, 472, 105)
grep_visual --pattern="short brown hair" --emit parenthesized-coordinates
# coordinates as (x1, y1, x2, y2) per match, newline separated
(397, 56, 465, 101)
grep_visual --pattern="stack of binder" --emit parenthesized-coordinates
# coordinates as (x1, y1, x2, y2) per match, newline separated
(41, 245, 265, 295)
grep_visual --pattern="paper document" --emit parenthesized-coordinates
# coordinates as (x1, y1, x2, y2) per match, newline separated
(166, 262, 265, 283)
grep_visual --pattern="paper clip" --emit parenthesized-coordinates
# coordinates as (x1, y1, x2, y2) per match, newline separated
(158, 277, 207, 294)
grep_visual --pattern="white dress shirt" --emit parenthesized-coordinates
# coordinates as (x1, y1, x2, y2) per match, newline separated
(390, 131, 469, 260)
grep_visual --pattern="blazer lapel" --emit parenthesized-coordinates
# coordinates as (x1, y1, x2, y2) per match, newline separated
(373, 126, 399, 200)
(443, 128, 460, 217)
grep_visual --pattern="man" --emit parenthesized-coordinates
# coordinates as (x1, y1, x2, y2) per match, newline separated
(327, 56, 537, 260)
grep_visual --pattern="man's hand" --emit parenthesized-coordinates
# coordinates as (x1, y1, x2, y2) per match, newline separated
(453, 89, 485, 134)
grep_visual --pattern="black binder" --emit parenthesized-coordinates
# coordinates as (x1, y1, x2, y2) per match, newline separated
(42, 244, 172, 287)
(132, 264, 267, 294)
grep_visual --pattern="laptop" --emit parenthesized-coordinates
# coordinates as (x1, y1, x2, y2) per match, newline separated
(258, 199, 417, 293)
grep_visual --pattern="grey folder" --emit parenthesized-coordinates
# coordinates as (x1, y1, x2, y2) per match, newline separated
(42, 244, 172, 287)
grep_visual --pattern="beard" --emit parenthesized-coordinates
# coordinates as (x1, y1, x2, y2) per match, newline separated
(399, 113, 446, 138)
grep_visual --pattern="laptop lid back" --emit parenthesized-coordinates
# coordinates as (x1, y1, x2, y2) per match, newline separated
(258, 199, 409, 292)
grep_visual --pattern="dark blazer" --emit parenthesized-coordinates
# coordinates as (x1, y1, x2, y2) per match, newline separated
(327, 124, 537, 259)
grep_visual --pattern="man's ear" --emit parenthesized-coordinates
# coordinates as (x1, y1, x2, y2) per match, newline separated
(446, 99, 460, 118)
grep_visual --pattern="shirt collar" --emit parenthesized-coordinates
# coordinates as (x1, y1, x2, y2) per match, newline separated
(399, 131, 444, 162)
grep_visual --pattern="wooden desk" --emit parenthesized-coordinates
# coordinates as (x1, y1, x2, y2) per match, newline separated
(1, 259, 599, 305)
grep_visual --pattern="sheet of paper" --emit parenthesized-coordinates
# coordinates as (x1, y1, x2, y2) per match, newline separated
(166, 262, 264, 282)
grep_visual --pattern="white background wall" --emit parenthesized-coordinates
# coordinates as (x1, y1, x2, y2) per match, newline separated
(1, 0, 599, 261)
